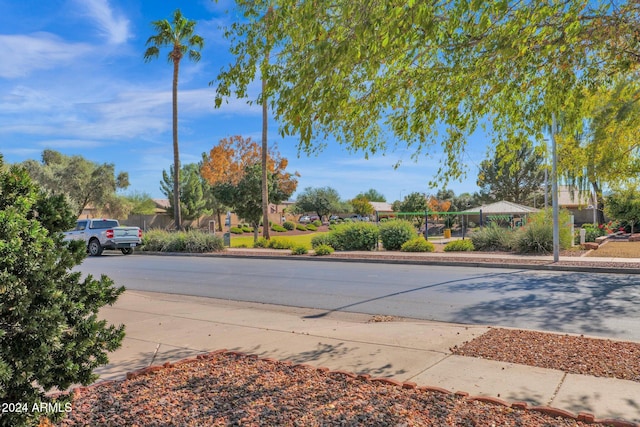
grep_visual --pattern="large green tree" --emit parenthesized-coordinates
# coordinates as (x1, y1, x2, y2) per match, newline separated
(356, 188, 386, 202)
(0, 157, 124, 427)
(217, 0, 639, 186)
(21, 149, 129, 217)
(294, 186, 342, 219)
(558, 76, 640, 223)
(145, 9, 204, 231)
(477, 141, 546, 205)
(606, 185, 640, 234)
(396, 192, 429, 229)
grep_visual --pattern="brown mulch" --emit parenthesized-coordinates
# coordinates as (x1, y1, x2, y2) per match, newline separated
(451, 328, 640, 383)
(54, 352, 611, 427)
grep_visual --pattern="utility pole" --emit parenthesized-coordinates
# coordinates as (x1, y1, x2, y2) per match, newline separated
(552, 114, 560, 262)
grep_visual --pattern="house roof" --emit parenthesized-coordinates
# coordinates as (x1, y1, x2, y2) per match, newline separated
(461, 200, 539, 215)
(370, 201, 394, 212)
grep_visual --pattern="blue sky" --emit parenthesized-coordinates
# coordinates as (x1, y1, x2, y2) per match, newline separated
(0, 0, 489, 202)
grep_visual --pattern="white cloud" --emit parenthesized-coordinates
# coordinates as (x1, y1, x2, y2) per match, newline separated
(74, 0, 131, 45)
(0, 33, 92, 78)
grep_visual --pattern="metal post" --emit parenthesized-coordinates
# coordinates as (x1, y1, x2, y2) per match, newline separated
(424, 210, 429, 240)
(552, 113, 560, 262)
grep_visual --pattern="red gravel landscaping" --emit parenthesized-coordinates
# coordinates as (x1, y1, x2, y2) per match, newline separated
(50, 351, 633, 427)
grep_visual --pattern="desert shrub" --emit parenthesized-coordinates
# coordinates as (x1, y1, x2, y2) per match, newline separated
(306, 224, 317, 231)
(162, 232, 187, 252)
(328, 222, 379, 251)
(444, 239, 475, 252)
(400, 237, 435, 252)
(253, 237, 269, 248)
(242, 225, 253, 233)
(296, 224, 308, 231)
(291, 245, 308, 255)
(314, 244, 335, 255)
(513, 209, 573, 254)
(283, 221, 295, 230)
(271, 224, 287, 232)
(379, 220, 417, 250)
(470, 223, 514, 251)
(141, 229, 167, 252)
(311, 233, 336, 248)
(141, 230, 224, 253)
(230, 226, 244, 234)
(312, 219, 322, 227)
(268, 238, 296, 249)
(0, 160, 124, 427)
(329, 219, 336, 225)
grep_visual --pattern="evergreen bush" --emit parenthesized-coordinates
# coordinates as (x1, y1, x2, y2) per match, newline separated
(400, 237, 435, 252)
(311, 233, 336, 248)
(282, 221, 295, 230)
(379, 220, 417, 250)
(0, 160, 125, 427)
(314, 244, 335, 255)
(230, 226, 244, 234)
(270, 224, 287, 232)
(268, 238, 296, 249)
(513, 209, 573, 254)
(306, 224, 317, 231)
(444, 239, 475, 252)
(312, 219, 322, 227)
(253, 237, 269, 248)
(328, 222, 379, 251)
(296, 224, 308, 231)
(291, 245, 308, 255)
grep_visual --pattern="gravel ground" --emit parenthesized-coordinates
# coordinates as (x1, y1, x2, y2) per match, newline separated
(452, 328, 640, 382)
(54, 352, 611, 427)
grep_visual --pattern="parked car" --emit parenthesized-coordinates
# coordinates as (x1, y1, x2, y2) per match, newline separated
(309, 215, 320, 222)
(298, 215, 311, 223)
(63, 218, 142, 256)
(329, 215, 341, 221)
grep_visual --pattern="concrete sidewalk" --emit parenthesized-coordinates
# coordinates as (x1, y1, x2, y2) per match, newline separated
(95, 290, 640, 425)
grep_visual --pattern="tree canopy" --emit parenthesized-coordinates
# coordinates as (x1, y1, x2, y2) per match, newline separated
(356, 188, 386, 202)
(216, 0, 640, 187)
(477, 140, 546, 205)
(20, 149, 129, 217)
(293, 186, 342, 219)
(161, 163, 212, 222)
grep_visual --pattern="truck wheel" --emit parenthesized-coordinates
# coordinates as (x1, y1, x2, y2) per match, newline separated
(88, 239, 103, 256)
(121, 248, 133, 255)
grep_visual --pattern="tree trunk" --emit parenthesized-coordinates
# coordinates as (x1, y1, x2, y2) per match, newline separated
(591, 181, 605, 225)
(172, 58, 182, 231)
(261, 73, 270, 239)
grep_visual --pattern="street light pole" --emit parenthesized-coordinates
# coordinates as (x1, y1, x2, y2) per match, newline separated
(552, 114, 560, 262)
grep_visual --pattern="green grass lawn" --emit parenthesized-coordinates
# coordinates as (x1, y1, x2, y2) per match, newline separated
(230, 232, 319, 249)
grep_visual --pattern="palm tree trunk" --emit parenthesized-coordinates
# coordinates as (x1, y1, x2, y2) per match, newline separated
(172, 58, 182, 231)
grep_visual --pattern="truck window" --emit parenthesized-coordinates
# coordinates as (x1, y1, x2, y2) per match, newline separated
(76, 221, 88, 231)
(90, 220, 119, 229)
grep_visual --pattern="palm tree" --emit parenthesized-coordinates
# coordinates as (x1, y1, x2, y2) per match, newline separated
(144, 9, 204, 230)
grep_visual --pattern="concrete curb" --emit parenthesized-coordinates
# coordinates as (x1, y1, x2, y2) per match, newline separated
(135, 250, 640, 275)
(65, 349, 639, 427)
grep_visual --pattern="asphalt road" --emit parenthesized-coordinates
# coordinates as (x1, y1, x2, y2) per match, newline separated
(78, 254, 640, 341)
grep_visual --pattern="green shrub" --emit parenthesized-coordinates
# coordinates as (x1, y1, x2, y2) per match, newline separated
(470, 223, 514, 251)
(296, 224, 308, 231)
(283, 221, 295, 230)
(230, 226, 244, 234)
(253, 237, 269, 248)
(581, 223, 605, 242)
(513, 209, 573, 254)
(401, 237, 435, 252)
(379, 220, 417, 250)
(242, 226, 253, 233)
(312, 219, 322, 227)
(329, 219, 336, 225)
(141, 229, 167, 252)
(182, 231, 225, 253)
(311, 233, 336, 248)
(141, 230, 224, 253)
(268, 238, 296, 249)
(306, 224, 318, 231)
(328, 222, 379, 251)
(291, 245, 308, 255)
(314, 244, 335, 255)
(444, 239, 475, 252)
(271, 224, 287, 232)
(0, 161, 124, 427)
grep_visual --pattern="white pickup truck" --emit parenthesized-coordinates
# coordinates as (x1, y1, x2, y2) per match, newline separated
(64, 218, 142, 256)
